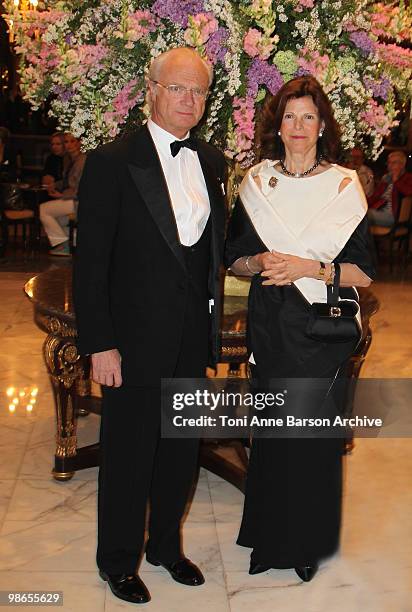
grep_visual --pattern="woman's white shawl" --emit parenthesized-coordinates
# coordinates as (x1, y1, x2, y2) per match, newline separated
(239, 160, 368, 308)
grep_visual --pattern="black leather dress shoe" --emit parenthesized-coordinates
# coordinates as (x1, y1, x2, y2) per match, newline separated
(249, 561, 271, 575)
(146, 556, 205, 586)
(294, 564, 318, 582)
(99, 570, 151, 604)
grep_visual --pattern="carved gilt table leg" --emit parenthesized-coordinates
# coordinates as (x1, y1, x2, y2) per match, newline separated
(43, 329, 84, 481)
(75, 358, 92, 417)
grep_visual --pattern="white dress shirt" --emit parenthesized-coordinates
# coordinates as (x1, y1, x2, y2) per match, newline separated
(147, 118, 210, 246)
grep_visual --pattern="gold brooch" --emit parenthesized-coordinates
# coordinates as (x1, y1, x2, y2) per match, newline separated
(268, 176, 278, 188)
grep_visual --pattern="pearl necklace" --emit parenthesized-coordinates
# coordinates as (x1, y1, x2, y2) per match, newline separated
(279, 156, 323, 178)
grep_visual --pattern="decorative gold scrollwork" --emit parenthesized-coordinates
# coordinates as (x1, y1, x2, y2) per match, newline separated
(221, 346, 248, 357)
(44, 336, 81, 389)
(43, 337, 81, 459)
(61, 343, 78, 365)
(36, 313, 77, 338)
(55, 434, 77, 458)
(49, 317, 62, 334)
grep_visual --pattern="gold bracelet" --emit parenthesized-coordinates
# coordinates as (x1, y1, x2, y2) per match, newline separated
(318, 261, 326, 279)
(326, 263, 335, 285)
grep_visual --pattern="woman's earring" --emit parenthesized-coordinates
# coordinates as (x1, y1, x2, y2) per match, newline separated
(319, 130, 324, 137)
(278, 130, 281, 136)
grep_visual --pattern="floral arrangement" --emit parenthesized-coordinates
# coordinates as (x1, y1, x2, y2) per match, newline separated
(370, 1, 412, 42)
(3, 0, 412, 163)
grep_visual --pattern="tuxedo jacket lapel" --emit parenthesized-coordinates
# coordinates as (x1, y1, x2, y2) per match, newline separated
(197, 143, 226, 273)
(127, 126, 186, 272)
(127, 126, 225, 277)
(197, 144, 225, 235)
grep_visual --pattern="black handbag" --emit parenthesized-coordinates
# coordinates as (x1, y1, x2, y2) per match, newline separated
(305, 263, 361, 343)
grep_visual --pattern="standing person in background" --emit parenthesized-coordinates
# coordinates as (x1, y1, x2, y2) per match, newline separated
(347, 147, 374, 197)
(39, 133, 86, 256)
(41, 132, 68, 189)
(368, 150, 412, 227)
(73, 47, 226, 605)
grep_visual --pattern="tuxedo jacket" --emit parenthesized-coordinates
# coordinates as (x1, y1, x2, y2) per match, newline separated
(73, 125, 227, 385)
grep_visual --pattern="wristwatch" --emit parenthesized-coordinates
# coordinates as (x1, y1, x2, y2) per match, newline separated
(318, 261, 326, 278)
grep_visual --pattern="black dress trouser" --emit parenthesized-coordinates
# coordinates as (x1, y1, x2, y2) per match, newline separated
(97, 222, 211, 574)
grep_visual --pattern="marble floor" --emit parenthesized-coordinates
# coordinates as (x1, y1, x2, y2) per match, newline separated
(0, 263, 411, 611)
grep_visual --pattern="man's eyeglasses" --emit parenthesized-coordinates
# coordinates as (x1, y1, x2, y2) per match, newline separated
(150, 79, 209, 100)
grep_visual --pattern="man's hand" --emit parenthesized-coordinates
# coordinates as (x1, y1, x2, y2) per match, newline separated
(91, 349, 122, 387)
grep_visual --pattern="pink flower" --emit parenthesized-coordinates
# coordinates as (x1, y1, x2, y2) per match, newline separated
(231, 96, 256, 162)
(375, 43, 412, 70)
(243, 28, 275, 60)
(26, 43, 60, 69)
(104, 79, 143, 129)
(233, 97, 255, 139)
(360, 100, 394, 137)
(370, 12, 390, 37)
(78, 44, 108, 68)
(184, 13, 219, 46)
(244, 29, 261, 58)
(298, 48, 329, 79)
(298, 0, 315, 7)
(126, 10, 159, 44)
(39, 45, 60, 69)
(342, 20, 358, 32)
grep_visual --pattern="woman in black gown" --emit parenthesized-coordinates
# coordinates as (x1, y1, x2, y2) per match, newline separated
(224, 77, 375, 582)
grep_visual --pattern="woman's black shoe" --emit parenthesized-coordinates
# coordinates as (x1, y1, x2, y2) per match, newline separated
(249, 561, 271, 575)
(99, 570, 151, 604)
(294, 565, 318, 582)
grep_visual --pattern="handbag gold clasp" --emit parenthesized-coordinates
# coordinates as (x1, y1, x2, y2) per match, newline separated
(330, 306, 341, 318)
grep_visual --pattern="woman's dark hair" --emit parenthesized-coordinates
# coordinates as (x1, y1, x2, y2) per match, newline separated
(257, 76, 341, 163)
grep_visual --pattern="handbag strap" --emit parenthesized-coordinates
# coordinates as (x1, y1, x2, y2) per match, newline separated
(326, 263, 341, 305)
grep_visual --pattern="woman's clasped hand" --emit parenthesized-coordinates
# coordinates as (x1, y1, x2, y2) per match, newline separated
(256, 250, 316, 285)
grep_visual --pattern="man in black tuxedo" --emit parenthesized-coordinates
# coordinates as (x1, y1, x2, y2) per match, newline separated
(73, 47, 226, 604)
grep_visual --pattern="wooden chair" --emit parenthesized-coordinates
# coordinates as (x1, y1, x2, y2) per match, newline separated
(0, 187, 41, 256)
(370, 196, 412, 272)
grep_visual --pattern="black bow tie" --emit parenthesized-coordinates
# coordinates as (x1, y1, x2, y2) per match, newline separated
(170, 137, 197, 157)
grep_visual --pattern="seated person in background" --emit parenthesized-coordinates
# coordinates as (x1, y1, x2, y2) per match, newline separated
(41, 132, 68, 189)
(368, 150, 412, 227)
(39, 133, 86, 256)
(347, 147, 374, 197)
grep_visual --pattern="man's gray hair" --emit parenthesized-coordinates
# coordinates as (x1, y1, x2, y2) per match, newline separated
(148, 47, 213, 87)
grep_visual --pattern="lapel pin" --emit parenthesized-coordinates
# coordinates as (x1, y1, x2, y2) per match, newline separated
(269, 176, 278, 188)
